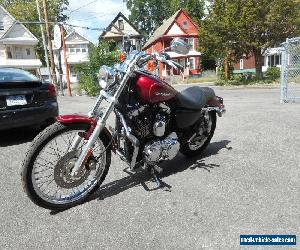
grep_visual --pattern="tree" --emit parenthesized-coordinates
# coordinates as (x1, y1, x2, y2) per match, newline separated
(126, 0, 205, 38)
(0, 0, 69, 64)
(199, 0, 243, 80)
(75, 42, 119, 96)
(200, 0, 299, 80)
(239, 0, 299, 79)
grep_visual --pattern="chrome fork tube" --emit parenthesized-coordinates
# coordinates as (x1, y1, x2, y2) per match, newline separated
(71, 57, 140, 176)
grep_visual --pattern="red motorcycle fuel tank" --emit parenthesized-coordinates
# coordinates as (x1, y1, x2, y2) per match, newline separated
(135, 72, 177, 104)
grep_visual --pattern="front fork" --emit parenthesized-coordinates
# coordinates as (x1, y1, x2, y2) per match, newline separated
(70, 68, 137, 176)
(69, 99, 114, 176)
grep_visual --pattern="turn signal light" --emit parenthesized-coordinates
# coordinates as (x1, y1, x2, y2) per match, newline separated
(119, 52, 126, 62)
(147, 60, 155, 72)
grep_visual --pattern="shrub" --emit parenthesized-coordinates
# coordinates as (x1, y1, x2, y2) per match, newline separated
(265, 67, 280, 81)
(77, 75, 99, 96)
(75, 42, 119, 96)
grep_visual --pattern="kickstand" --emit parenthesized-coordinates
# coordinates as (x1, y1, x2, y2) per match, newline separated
(150, 167, 163, 188)
(141, 165, 171, 192)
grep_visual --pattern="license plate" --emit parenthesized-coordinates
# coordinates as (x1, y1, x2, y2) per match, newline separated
(6, 95, 27, 106)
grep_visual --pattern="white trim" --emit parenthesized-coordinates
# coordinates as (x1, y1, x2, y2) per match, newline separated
(240, 59, 244, 70)
(65, 30, 94, 44)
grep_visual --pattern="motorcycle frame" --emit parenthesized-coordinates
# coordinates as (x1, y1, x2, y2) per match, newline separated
(69, 52, 144, 176)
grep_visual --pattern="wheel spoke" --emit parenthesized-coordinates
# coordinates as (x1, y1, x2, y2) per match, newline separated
(31, 129, 107, 205)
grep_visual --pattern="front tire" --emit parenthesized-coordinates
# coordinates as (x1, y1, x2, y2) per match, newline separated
(180, 111, 216, 157)
(21, 122, 111, 210)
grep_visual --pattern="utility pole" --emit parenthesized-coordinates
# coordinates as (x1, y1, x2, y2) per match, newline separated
(60, 24, 72, 96)
(35, 0, 51, 83)
(42, 0, 57, 87)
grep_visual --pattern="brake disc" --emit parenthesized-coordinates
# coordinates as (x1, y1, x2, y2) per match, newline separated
(54, 151, 91, 189)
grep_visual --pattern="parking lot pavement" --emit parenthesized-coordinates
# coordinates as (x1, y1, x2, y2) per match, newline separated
(0, 86, 299, 249)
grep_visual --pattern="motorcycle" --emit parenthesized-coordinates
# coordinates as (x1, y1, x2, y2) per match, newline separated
(21, 38, 225, 210)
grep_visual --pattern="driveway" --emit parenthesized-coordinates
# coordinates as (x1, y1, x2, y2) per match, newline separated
(0, 86, 299, 249)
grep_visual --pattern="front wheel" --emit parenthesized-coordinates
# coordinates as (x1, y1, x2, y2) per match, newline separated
(180, 111, 216, 157)
(21, 122, 111, 210)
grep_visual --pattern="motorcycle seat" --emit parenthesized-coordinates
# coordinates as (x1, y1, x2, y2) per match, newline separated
(175, 86, 216, 110)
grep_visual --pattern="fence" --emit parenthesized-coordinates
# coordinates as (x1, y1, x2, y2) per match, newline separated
(280, 37, 300, 103)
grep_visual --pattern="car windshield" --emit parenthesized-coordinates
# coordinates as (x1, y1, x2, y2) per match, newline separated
(0, 68, 39, 82)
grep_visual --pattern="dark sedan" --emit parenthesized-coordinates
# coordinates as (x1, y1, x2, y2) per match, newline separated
(0, 68, 59, 130)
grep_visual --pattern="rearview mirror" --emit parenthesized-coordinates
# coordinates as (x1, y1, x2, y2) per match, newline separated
(171, 38, 191, 55)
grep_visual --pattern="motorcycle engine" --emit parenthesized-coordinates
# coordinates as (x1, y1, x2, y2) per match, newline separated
(128, 105, 169, 139)
(128, 104, 179, 164)
(143, 132, 180, 164)
(129, 106, 155, 139)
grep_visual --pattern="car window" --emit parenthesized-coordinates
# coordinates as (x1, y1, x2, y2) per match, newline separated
(0, 68, 39, 82)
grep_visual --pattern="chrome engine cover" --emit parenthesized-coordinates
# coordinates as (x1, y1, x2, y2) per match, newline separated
(143, 132, 180, 164)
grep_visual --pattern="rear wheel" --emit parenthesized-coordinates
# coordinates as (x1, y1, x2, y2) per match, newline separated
(180, 111, 216, 157)
(21, 122, 111, 210)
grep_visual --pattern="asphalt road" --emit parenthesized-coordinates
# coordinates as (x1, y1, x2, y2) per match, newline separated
(0, 86, 299, 250)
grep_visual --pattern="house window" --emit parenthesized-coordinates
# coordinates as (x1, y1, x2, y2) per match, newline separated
(26, 48, 31, 56)
(183, 21, 189, 29)
(6, 47, 12, 59)
(0, 21, 4, 30)
(69, 65, 77, 78)
(68, 45, 75, 54)
(118, 19, 124, 30)
(81, 44, 87, 53)
(240, 59, 244, 70)
(268, 54, 281, 67)
(189, 58, 195, 70)
(184, 38, 194, 50)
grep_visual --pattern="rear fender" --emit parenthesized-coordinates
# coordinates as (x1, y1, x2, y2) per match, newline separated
(206, 96, 226, 117)
(207, 96, 224, 108)
(57, 115, 114, 150)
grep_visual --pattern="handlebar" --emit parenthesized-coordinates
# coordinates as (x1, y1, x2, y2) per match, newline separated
(136, 52, 184, 71)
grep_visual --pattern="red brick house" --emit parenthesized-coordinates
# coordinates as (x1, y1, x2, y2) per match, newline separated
(233, 47, 283, 74)
(143, 9, 201, 77)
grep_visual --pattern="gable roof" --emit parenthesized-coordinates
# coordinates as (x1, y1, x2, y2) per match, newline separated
(143, 9, 198, 49)
(1, 22, 38, 42)
(65, 30, 93, 44)
(100, 12, 143, 39)
(0, 5, 38, 43)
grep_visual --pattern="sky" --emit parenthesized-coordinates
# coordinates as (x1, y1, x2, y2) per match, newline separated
(65, 0, 129, 43)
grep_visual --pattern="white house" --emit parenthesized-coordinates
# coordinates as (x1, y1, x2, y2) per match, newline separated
(99, 12, 143, 51)
(54, 30, 92, 84)
(0, 5, 42, 72)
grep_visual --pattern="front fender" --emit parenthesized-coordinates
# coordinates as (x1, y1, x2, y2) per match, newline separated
(57, 115, 113, 149)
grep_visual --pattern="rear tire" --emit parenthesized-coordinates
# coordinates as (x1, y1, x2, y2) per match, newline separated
(21, 122, 111, 210)
(180, 111, 216, 157)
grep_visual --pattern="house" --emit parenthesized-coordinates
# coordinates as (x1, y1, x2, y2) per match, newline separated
(143, 9, 201, 78)
(54, 30, 93, 84)
(99, 12, 143, 51)
(233, 47, 283, 74)
(0, 5, 42, 72)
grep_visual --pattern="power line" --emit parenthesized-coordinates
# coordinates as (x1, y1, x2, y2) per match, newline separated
(14, 21, 106, 31)
(67, 0, 100, 14)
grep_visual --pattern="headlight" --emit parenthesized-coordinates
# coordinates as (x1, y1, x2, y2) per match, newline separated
(98, 65, 116, 89)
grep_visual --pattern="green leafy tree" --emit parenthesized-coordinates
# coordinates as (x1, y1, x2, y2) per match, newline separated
(126, 0, 205, 37)
(75, 42, 119, 96)
(0, 0, 69, 64)
(199, 0, 243, 80)
(200, 0, 299, 80)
